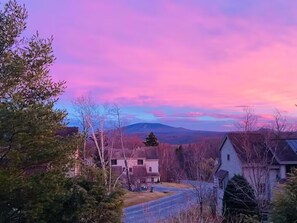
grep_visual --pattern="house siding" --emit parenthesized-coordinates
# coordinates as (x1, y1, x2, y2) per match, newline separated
(242, 166, 269, 200)
(280, 165, 286, 179)
(113, 159, 146, 168)
(220, 137, 242, 178)
(145, 160, 159, 173)
(111, 158, 160, 182)
(268, 168, 279, 200)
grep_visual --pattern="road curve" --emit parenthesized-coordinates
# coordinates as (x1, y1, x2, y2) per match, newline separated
(124, 185, 196, 223)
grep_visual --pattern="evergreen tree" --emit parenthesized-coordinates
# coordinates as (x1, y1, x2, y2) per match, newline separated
(144, 131, 159, 146)
(0, 1, 123, 222)
(175, 145, 185, 170)
(223, 175, 259, 222)
(271, 168, 297, 223)
(0, 1, 72, 220)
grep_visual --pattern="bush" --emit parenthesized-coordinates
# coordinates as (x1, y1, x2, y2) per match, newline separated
(271, 168, 297, 223)
(223, 175, 259, 223)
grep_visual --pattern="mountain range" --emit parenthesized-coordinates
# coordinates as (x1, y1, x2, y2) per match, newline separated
(122, 123, 225, 145)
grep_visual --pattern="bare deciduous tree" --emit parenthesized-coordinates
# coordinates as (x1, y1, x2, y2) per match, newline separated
(232, 108, 292, 216)
(73, 95, 114, 191)
(110, 104, 132, 191)
(157, 144, 183, 182)
(73, 96, 137, 192)
(236, 107, 258, 132)
(72, 95, 95, 161)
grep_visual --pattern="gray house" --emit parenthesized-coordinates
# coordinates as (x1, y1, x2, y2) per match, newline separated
(214, 132, 297, 201)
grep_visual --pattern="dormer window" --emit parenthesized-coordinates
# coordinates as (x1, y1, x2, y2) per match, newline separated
(227, 154, 230, 161)
(111, 159, 117, 165)
(149, 167, 152, 172)
(137, 159, 144, 165)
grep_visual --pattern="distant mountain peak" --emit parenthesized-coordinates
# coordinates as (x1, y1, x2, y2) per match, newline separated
(122, 122, 225, 144)
(123, 122, 192, 132)
(127, 122, 172, 128)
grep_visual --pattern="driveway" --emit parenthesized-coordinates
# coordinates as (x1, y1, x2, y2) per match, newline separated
(124, 182, 214, 223)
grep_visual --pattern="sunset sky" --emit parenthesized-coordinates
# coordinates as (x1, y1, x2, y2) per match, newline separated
(19, 0, 297, 131)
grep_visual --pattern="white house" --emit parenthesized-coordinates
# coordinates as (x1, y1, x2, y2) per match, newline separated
(58, 127, 80, 178)
(214, 132, 297, 202)
(110, 147, 160, 184)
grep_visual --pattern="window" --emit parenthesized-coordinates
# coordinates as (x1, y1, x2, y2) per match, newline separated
(137, 159, 144, 165)
(286, 164, 297, 175)
(122, 167, 126, 172)
(227, 154, 230, 161)
(111, 159, 117, 165)
(149, 167, 152, 172)
(129, 167, 132, 173)
(151, 178, 154, 183)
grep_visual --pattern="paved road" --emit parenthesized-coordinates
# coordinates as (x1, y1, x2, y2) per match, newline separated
(124, 182, 214, 223)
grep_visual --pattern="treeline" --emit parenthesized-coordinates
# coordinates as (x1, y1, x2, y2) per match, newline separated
(157, 137, 222, 182)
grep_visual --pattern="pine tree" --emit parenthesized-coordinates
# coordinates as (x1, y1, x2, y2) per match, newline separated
(223, 175, 259, 222)
(0, 1, 123, 222)
(0, 1, 77, 221)
(144, 131, 159, 146)
(271, 168, 297, 223)
(175, 145, 185, 170)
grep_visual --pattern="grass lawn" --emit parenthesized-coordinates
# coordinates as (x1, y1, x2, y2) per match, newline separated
(160, 182, 192, 189)
(123, 191, 173, 207)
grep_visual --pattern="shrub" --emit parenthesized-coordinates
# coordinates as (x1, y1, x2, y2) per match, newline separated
(223, 175, 259, 223)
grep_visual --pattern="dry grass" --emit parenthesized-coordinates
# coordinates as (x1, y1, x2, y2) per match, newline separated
(160, 182, 192, 189)
(123, 191, 173, 207)
(160, 204, 221, 223)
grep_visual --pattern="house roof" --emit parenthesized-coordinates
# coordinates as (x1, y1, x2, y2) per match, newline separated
(110, 147, 158, 160)
(225, 132, 297, 164)
(56, 127, 79, 137)
(227, 132, 274, 163)
(269, 139, 297, 163)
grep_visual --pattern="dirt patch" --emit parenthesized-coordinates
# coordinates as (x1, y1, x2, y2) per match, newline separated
(123, 191, 173, 207)
(160, 182, 192, 189)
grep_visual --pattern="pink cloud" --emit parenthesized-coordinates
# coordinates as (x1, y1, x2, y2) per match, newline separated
(20, 1, 297, 130)
(151, 110, 167, 118)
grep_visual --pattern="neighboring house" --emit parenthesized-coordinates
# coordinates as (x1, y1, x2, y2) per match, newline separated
(110, 147, 160, 185)
(56, 127, 80, 177)
(214, 132, 297, 202)
(25, 127, 79, 177)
